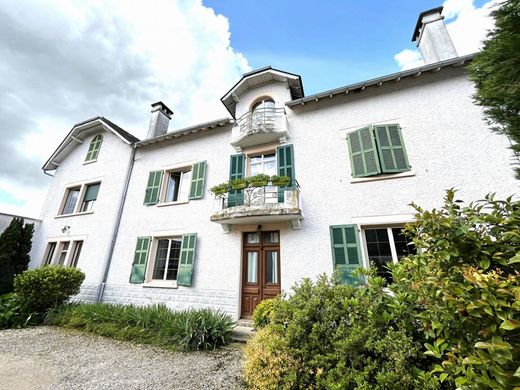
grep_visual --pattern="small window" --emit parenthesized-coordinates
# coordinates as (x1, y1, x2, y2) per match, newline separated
(165, 170, 192, 203)
(61, 187, 80, 215)
(251, 98, 275, 112)
(249, 153, 277, 176)
(363, 227, 415, 284)
(81, 183, 100, 212)
(152, 238, 182, 281)
(70, 241, 83, 268)
(57, 241, 70, 265)
(43, 242, 57, 265)
(347, 124, 410, 178)
(85, 134, 103, 162)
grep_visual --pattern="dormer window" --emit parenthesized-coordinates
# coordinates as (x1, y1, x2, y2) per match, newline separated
(85, 134, 103, 162)
(251, 98, 275, 113)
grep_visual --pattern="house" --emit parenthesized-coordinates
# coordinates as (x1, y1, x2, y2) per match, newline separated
(0, 212, 40, 234)
(30, 7, 518, 320)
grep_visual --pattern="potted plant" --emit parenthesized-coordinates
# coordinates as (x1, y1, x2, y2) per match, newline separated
(230, 178, 248, 190)
(210, 182, 229, 196)
(249, 174, 270, 187)
(271, 175, 290, 187)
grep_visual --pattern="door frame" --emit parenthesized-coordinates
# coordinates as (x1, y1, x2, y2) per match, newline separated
(240, 230, 281, 318)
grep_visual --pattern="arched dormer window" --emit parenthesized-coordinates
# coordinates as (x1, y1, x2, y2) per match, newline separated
(251, 97, 275, 112)
(85, 134, 103, 162)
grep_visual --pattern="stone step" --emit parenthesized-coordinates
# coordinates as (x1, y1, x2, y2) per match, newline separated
(236, 319, 254, 328)
(231, 325, 255, 343)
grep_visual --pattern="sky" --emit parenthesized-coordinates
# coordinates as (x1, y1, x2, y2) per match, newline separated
(0, 0, 500, 218)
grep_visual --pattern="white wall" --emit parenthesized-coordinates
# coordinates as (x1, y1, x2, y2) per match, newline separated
(30, 131, 133, 300)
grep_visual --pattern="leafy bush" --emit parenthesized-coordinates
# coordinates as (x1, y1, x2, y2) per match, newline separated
(391, 190, 520, 388)
(0, 293, 41, 329)
(252, 296, 281, 329)
(245, 275, 439, 389)
(49, 303, 235, 350)
(14, 265, 85, 312)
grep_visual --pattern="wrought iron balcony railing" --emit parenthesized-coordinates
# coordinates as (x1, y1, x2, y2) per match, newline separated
(236, 107, 286, 136)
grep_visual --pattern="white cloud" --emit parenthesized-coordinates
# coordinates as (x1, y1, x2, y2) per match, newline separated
(394, 0, 501, 70)
(0, 0, 250, 218)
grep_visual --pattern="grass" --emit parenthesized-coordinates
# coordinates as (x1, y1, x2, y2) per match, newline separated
(48, 303, 235, 350)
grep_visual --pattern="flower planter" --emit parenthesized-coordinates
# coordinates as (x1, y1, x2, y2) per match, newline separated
(251, 180, 269, 187)
(272, 179, 290, 187)
(212, 188, 228, 195)
(231, 183, 247, 190)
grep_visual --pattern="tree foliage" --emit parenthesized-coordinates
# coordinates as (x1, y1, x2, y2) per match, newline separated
(469, 0, 520, 177)
(0, 217, 34, 294)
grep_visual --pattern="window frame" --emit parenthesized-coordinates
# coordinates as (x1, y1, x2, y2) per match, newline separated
(160, 168, 192, 205)
(58, 180, 102, 216)
(144, 235, 183, 287)
(85, 134, 103, 162)
(43, 238, 85, 267)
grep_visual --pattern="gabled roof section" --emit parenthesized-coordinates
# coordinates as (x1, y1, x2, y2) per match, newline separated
(221, 66, 304, 118)
(136, 117, 231, 148)
(286, 54, 475, 107)
(42, 116, 139, 171)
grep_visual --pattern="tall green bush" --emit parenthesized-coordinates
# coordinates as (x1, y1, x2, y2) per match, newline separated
(14, 265, 85, 312)
(391, 190, 520, 388)
(0, 217, 34, 294)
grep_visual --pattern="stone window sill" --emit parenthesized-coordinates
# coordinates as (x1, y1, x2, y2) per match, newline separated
(350, 170, 415, 183)
(83, 159, 97, 165)
(142, 281, 178, 289)
(157, 200, 189, 207)
(55, 211, 94, 219)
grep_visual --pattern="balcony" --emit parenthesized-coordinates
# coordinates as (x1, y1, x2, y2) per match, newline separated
(210, 181, 303, 233)
(231, 108, 288, 151)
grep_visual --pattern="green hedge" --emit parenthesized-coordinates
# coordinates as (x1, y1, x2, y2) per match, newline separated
(48, 303, 235, 350)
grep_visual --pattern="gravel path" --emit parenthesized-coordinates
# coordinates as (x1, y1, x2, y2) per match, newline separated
(0, 326, 244, 390)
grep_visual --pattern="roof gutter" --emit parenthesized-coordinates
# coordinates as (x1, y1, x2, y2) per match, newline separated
(96, 144, 137, 302)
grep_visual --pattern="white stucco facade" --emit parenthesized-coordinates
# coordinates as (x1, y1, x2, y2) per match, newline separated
(31, 32, 518, 318)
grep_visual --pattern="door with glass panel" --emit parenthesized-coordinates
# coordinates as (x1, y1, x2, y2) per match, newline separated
(241, 231, 281, 318)
(249, 152, 277, 204)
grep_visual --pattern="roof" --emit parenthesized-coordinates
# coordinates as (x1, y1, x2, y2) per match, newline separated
(221, 67, 304, 118)
(412, 6, 444, 42)
(136, 117, 231, 147)
(286, 53, 475, 107)
(43, 116, 139, 171)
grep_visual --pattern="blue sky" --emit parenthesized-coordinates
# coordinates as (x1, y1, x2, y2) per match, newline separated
(0, 0, 496, 217)
(204, 0, 449, 94)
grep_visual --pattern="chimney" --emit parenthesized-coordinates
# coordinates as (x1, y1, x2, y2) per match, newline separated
(147, 101, 173, 138)
(412, 6, 458, 64)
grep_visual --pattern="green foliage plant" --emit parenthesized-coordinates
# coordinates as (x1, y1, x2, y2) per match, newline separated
(249, 174, 270, 187)
(210, 182, 229, 195)
(270, 175, 290, 187)
(252, 296, 281, 329)
(391, 189, 520, 388)
(230, 178, 248, 190)
(14, 265, 85, 312)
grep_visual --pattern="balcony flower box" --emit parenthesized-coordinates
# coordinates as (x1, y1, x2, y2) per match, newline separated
(211, 183, 229, 196)
(230, 178, 248, 190)
(249, 174, 270, 187)
(271, 175, 290, 187)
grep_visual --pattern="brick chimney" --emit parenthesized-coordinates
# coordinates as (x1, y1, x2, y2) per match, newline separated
(412, 6, 458, 64)
(147, 101, 173, 139)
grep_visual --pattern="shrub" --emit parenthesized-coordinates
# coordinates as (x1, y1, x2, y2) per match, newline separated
(14, 266, 85, 312)
(391, 190, 520, 388)
(245, 275, 439, 389)
(252, 296, 281, 329)
(0, 293, 41, 329)
(49, 303, 235, 350)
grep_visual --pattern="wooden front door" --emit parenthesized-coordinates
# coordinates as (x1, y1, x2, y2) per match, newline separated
(241, 231, 281, 318)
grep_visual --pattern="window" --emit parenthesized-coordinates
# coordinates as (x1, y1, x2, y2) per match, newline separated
(43, 242, 57, 265)
(62, 187, 80, 215)
(347, 124, 410, 178)
(85, 134, 103, 162)
(60, 182, 101, 215)
(363, 227, 415, 284)
(70, 241, 83, 268)
(152, 238, 182, 281)
(165, 170, 192, 203)
(81, 183, 100, 212)
(57, 241, 70, 265)
(250, 152, 277, 176)
(251, 98, 275, 112)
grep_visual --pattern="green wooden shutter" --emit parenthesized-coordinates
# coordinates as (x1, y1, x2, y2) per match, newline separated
(347, 127, 381, 177)
(177, 233, 197, 286)
(373, 124, 410, 173)
(129, 237, 151, 284)
(189, 161, 206, 200)
(228, 154, 245, 207)
(144, 171, 163, 205)
(330, 225, 363, 285)
(277, 144, 295, 202)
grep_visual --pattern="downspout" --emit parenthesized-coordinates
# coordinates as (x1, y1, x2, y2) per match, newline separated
(96, 145, 137, 302)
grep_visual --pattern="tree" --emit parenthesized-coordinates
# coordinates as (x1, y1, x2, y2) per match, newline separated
(0, 218, 35, 295)
(469, 0, 520, 178)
